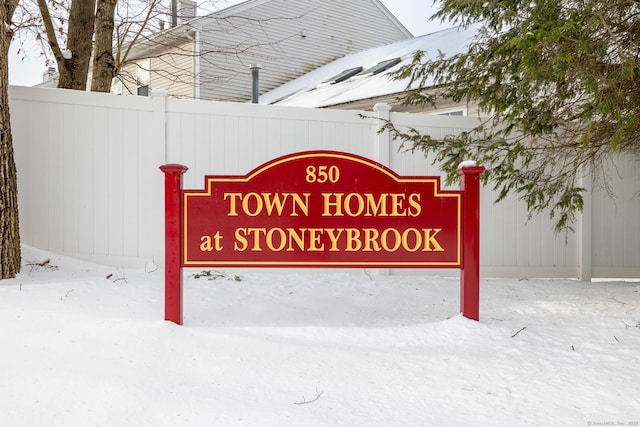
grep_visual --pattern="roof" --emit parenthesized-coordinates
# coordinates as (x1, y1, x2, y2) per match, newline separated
(260, 25, 478, 109)
(195, 0, 411, 36)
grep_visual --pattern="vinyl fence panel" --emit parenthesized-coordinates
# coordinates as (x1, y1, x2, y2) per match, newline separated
(9, 86, 639, 278)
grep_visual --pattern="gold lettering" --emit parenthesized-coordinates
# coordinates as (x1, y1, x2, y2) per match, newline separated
(261, 193, 287, 216)
(402, 228, 421, 252)
(423, 228, 444, 251)
(365, 193, 388, 217)
(289, 193, 310, 216)
(225, 192, 310, 217)
(363, 228, 381, 251)
(344, 193, 365, 217)
(307, 228, 325, 251)
(232, 226, 446, 254)
(345, 228, 362, 251)
(322, 192, 422, 218)
(247, 228, 266, 250)
(322, 193, 344, 216)
(325, 228, 344, 251)
(381, 228, 401, 251)
(260, 193, 310, 217)
(224, 193, 242, 216)
(408, 193, 421, 217)
(286, 227, 305, 251)
(266, 228, 286, 251)
(234, 228, 267, 251)
(233, 228, 248, 251)
(242, 193, 263, 217)
(390, 194, 405, 217)
(200, 235, 213, 252)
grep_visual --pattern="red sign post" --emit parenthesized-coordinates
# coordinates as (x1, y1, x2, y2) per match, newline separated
(161, 151, 484, 324)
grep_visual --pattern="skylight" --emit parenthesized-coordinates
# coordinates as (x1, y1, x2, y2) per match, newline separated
(359, 58, 402, 76)
(323, 66, 364, 84)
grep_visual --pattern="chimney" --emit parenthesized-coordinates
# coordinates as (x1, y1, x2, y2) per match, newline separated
(250, 64, 261, 103)
(177, 0, 197, 25)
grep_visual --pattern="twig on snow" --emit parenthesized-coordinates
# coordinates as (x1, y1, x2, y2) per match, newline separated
(26, 259, 59, 272)
(112, 270, 128, 284)
(511, 327, 527, 338)
(61, 289, 74, 300)
(293, 388, 323, 405)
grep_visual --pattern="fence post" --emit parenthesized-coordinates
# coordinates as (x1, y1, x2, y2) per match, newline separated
(373, 103, 391, 167)
(457, 163, 485, 321)
(373, 103, 392, 276)
(578, 172, 592, 281)
(160, 164, 188, 325)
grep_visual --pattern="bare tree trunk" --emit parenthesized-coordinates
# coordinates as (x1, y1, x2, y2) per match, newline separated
(38, 0, 97, 90)
(1, 0, 22, 278)
(91, 0, 117, 92)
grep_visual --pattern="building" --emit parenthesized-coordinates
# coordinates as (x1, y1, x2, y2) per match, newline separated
(114, 0, 413, 101)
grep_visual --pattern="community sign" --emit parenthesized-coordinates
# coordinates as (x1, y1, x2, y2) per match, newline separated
(161, 151, 485, 324)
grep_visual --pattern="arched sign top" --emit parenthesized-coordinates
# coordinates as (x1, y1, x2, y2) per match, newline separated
(202, 151, 442, 186)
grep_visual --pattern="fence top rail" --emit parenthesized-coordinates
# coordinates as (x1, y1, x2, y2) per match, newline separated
(9, 86, 154, 111)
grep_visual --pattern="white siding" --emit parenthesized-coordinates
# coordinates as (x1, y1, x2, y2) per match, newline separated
(149, 40, 195, 98)
(195, 0, 410, 101)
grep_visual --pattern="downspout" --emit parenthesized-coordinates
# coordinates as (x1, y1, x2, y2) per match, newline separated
(184, 27, 201, 99)
(193, 30, 201, 99)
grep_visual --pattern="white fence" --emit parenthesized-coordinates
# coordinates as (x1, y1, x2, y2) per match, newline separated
(9, 86, 640, 278)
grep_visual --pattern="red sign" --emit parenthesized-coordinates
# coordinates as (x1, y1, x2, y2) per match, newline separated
(182, 151, 462, 268)
(160, 151, 485, 325)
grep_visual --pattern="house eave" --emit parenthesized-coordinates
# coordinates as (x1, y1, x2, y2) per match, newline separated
(316, 91, 419, 112)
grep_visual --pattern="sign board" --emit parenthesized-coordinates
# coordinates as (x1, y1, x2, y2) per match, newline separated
(183, 152, 462, 267)
(161, 151, 485, 325)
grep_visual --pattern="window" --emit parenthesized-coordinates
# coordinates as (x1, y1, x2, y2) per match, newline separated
(111, 77, 123, 95)
(439, 110, 464, 116)
(136, 59, 151, 97)
(426, 107, 468, 117)
(137, 85, 150, 96)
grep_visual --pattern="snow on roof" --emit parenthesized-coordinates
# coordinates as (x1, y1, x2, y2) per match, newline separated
(260, 25, 478, 108)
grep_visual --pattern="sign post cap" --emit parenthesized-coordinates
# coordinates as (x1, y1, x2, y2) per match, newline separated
(457, 161, 485, 175)
(160, 164, 189, 174)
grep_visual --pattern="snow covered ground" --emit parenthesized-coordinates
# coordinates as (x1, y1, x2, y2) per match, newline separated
(1, 246, 638, 426)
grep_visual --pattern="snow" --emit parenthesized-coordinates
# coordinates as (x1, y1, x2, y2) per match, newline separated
(62, 50, 72, 59)
(458, 160, 478, 168)
(1, 245, 639, 426)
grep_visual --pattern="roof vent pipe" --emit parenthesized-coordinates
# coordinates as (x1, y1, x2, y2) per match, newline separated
(250, 64, 261, 103)
(171, 0, 177, 27)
